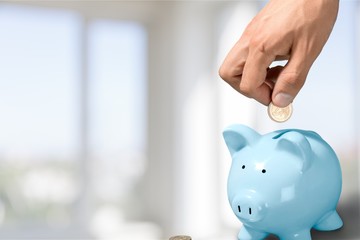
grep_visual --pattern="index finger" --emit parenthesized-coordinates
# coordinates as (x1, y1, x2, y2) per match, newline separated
(241, 46, 275, 105)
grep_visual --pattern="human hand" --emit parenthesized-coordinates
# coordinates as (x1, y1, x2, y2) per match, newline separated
(219, 0, 339, 107)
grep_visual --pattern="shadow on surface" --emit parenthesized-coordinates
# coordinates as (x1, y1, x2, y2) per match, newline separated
(264, 194, 360, 240)
(312, 194, 360, 240)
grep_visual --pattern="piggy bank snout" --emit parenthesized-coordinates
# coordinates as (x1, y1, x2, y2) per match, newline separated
(231, 191, 267, 222)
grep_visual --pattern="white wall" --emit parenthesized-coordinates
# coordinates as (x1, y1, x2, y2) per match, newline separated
(143, 2, 226, 238)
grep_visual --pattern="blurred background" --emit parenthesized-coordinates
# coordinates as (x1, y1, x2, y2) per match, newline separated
(0, 1, 359, 239)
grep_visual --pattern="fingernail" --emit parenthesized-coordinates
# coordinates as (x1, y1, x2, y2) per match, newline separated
(273, 93, 293, 107)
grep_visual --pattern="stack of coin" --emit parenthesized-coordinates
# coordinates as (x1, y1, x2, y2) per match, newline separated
(169, 235, 192, 240)
(267, 102, 293, 123)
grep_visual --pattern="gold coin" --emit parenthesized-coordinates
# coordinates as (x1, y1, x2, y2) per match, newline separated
(169, 236, 192, 240)
(267, 102, 293, 122)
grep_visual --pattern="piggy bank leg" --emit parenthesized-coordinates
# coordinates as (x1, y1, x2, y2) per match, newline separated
(279, 229, 311, 240)
(313, 210, 343, 231)
(238, 226, 268, 240)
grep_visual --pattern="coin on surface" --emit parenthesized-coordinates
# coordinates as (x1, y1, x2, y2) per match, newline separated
(267, 102, 293, 123)
(169, 236, 192, 240)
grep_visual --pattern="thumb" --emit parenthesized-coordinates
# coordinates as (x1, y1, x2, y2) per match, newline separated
(271, 58, 310, 107)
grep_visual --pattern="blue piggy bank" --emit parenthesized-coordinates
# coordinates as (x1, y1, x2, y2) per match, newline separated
(223, 124, 343, 240)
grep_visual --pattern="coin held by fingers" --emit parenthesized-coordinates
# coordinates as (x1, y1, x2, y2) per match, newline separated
(267, 102, 293, 123)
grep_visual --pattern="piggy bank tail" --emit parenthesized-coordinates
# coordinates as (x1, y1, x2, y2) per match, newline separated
(314, 210, 343, 231)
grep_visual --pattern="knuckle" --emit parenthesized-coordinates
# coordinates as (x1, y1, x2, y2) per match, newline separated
(249, 35, 273, 56)
(281, 71, 304, 89)
(249, 37, 265, 52)
(218, 65, 230, 80)
(249, 36, 262, 48)
(283, 72, 302, 87)
(219, 64, 244, 84)
(239, 82, 254, 96)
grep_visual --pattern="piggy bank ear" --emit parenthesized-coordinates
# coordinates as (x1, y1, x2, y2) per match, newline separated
(223, 124, 260, 157)
(276, 131, 312, 171)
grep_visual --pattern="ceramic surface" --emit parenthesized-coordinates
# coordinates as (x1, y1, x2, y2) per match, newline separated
(223, 124, 343, 240)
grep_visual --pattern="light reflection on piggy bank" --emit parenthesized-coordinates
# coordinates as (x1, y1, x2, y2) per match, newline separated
(223, 124, 343, 240)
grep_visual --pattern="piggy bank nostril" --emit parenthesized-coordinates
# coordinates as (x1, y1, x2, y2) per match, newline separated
(231, 192, 267, 222)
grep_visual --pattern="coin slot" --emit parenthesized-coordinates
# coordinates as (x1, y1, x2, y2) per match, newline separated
(272, 130, 292, 139)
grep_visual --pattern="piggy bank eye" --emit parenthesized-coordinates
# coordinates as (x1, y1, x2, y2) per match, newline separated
(242, 165, 245, 169)
(262, 169, 266, 173)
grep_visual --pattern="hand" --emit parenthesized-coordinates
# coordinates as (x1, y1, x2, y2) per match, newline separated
(219, 0, 339, 107)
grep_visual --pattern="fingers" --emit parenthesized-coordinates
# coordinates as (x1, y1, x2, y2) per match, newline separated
(219, 0, 338, 107)
(219, 26, 306, 107)
(218, 41, 248, 97)
(219, 59, 273, 106)
(219, 47, 307, 108)
(271, 51, 310, 107)
(219, 32, 289, 106)
(264, 65, 283, 90)
(239, 43, 276, 105)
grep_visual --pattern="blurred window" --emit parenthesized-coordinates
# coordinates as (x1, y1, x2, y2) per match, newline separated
(0, 4, 149, 238)
(87, 20, 150, 239)
(0, 4, 80, 228)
